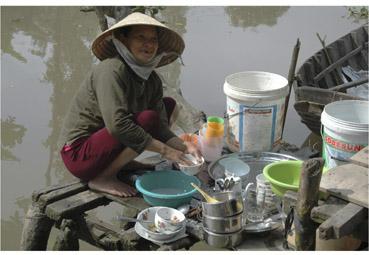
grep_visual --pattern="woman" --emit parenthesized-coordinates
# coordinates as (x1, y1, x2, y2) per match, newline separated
(60, 12, 205, 197)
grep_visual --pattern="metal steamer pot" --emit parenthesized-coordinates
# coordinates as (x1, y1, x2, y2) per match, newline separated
(202, 212, 243, 233)
(203, 227, 243, 248)
(201, 191, 243, 217)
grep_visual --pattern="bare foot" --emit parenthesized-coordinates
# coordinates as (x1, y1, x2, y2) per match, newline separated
(88, 175, 137, 197)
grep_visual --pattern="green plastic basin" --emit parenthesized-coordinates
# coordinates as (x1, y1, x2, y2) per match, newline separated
(263, 160, 304, 197)
(135, 170, 200, 208)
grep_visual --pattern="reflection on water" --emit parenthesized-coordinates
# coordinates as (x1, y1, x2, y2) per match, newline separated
(1, 116, 27, 161)
(1, 6, 366, 250)
(225, 6, 289, 28)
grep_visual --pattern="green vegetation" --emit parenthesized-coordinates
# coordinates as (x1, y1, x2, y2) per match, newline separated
(131, 6, 166, 18)
(346, 6, 369, 22)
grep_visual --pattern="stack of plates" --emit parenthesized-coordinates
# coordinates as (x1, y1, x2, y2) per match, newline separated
(134, 207, 187, 244)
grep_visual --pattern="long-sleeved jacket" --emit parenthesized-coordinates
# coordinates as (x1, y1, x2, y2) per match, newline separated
(59, 55, 176, 154)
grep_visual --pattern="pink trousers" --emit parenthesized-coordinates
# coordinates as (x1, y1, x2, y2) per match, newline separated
(60, 97, 176, 181)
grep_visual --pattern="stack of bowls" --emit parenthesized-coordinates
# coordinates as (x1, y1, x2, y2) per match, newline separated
(256, 173, 276, 213)
(201, 191, 244, 248)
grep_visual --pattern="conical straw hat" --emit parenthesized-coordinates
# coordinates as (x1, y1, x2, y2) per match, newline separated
(92, 12, 185, 67)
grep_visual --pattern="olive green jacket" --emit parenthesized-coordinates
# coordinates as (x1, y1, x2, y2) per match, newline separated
(60, 56, 176, 154)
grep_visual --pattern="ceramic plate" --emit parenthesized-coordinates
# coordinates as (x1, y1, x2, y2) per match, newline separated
(135, 221, 187, 245)
(134, 206, 186, 242)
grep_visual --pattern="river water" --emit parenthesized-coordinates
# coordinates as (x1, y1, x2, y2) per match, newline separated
(1, 6, 366, 250)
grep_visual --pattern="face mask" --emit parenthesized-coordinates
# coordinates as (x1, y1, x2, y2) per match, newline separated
(111, 35, 167, 80)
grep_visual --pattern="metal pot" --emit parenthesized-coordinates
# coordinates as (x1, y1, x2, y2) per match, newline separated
(203, 212, 243, 233)
(202, 191, 243, 217)
(203, 227, 243, 248)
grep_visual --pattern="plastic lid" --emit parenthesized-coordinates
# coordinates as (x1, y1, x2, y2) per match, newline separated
(224, 71, 289, 101)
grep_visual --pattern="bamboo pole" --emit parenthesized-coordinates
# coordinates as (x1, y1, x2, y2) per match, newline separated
(316, 33, 343, 85)
(294, 158, 324, 250)
(313, 42, 368, 83)
(328, 77, 368, 92)
(282, 38, 300, 137)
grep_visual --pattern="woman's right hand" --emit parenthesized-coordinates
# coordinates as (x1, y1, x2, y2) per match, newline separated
(162, 147, 192, 166)
(146, 138, 192, 166)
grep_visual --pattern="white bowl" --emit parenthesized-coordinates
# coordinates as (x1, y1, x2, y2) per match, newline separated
(178, 154, 204, 176)
(154, 207, 186, 233)
(136, 207, 183, 241)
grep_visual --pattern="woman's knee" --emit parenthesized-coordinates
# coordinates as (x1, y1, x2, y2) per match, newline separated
(134, 110, 160, 132)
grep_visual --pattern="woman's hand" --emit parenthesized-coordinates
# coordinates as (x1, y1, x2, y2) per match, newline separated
(184, 141, 202, 160)
(162, 146, 192, 166)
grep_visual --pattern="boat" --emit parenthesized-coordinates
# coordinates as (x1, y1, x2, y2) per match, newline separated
(293, 25, 368, 135)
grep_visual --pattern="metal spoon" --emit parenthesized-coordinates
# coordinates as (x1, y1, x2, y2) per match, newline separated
(191, 183, 219, 203)
(216, 179, 225, 190)
(228, 178, 235, 190)
(224, 179, 230, 190)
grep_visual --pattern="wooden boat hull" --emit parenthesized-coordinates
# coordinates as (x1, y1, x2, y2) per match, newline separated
(293, 25, 368, 135)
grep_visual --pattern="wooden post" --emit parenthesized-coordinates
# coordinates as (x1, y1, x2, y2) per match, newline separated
(294, 158, 324, 250)
(20, 202, 54, 250)
(53, 219, 79, 250)
(282, 38, 300, 137)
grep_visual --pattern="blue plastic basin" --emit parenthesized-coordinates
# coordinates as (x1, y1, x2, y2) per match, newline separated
(135, 170, 200, 208)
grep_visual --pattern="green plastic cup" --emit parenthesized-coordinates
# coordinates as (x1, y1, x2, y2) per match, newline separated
(207, 116, 224, 125)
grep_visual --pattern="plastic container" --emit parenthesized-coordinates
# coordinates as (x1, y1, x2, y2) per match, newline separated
(263, 160, 303, 197)
(321, 100, 368, 170)
(223, 71, 289, 152)
(198, 127, 223, 162)
(135, 170, 201, 208)
(205, 122, 224, 138)
(207, 116, 225, 124)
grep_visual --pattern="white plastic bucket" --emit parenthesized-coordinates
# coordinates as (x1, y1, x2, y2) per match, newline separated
(223, 71, 289, 152)
(321, 100, 368, 170)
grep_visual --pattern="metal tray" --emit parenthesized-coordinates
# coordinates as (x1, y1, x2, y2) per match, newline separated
(243, 219, 281, 233)
(208, 152, 299, 186)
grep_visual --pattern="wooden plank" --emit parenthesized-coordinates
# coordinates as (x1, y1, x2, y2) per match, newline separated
(38, 182, 88, 208)
(320, 163, 368, 208)
(318, 202, 367, 240)
(56, 214, 142, 250)
(102, 194, 149, 211)
(311, 204, 346, 224)
(350, 146, 369, 167)
(45, 190, 110, 221)
(32, 180, 82, 202)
